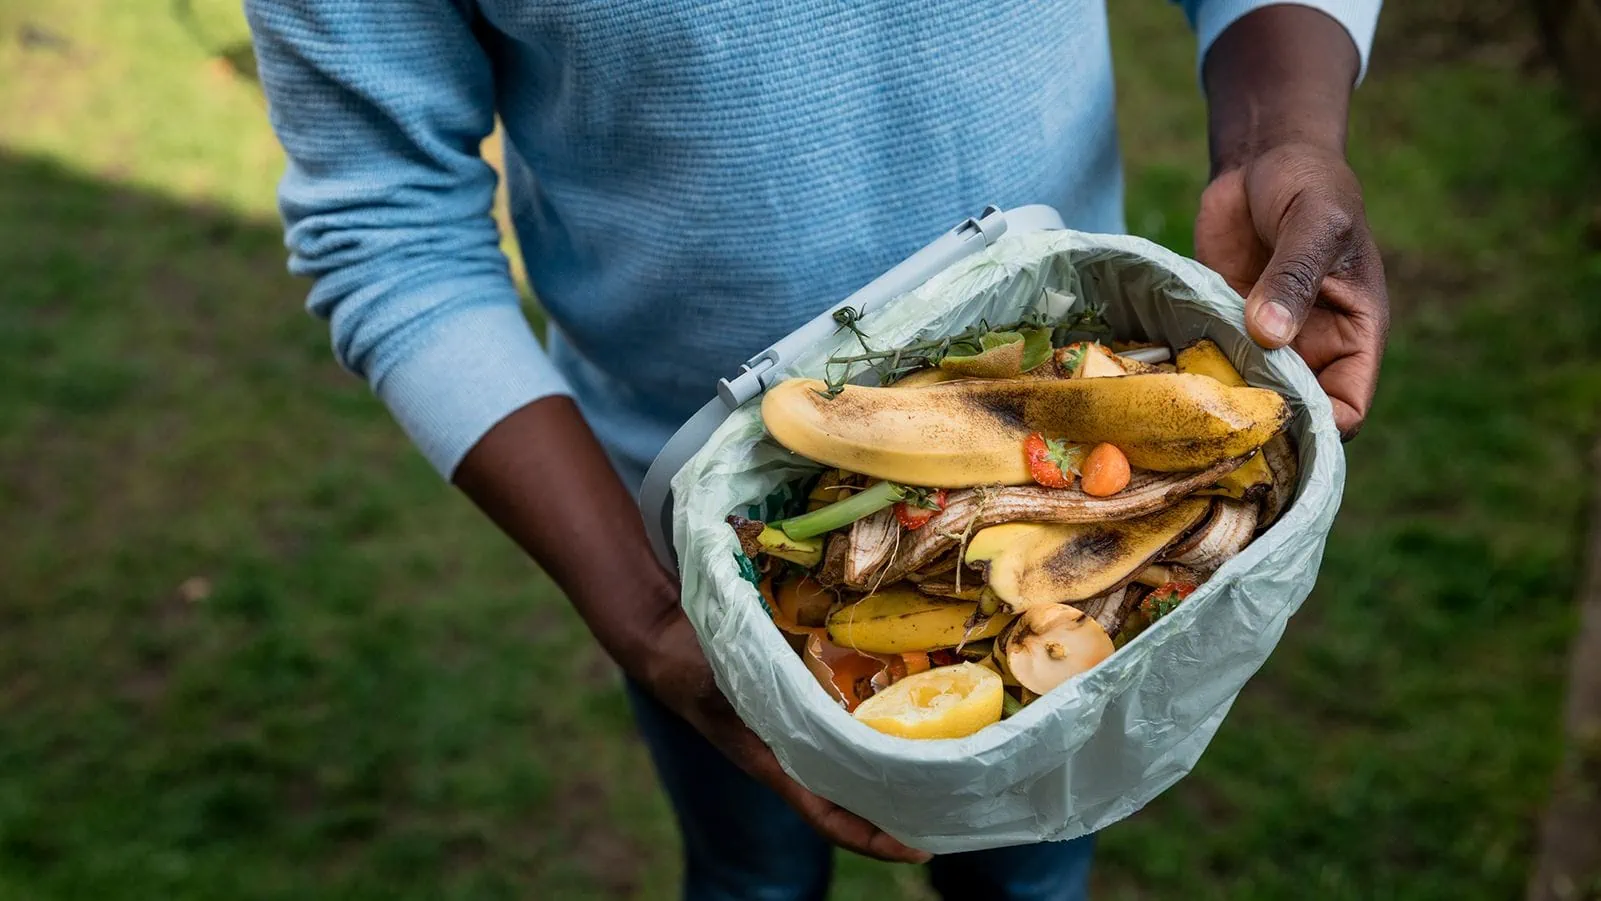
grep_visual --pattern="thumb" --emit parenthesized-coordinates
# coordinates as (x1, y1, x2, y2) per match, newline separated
(1245, 202, 1350, 349)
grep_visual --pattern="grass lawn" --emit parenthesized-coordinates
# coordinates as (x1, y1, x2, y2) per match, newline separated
(2, 2, 1598, 899)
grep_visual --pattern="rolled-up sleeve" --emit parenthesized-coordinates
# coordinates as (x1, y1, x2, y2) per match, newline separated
(1179, 0, 1383, 81)
(247, 0, 571, 477)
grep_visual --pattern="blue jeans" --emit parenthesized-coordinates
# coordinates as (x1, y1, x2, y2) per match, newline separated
(625, 680, 1094, 901)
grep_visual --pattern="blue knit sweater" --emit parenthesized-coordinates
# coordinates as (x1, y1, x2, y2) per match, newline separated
(246, 0, 1378, 488)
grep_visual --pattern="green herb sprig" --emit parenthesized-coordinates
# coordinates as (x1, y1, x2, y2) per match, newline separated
(815, 293, 1110, 398)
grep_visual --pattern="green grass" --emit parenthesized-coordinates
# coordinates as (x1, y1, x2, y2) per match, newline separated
(1, 1, 1599, 899)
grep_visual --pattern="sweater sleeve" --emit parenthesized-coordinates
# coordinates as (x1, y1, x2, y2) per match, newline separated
(246, 0, 572, 478)
(1179, 0, 1382, 81)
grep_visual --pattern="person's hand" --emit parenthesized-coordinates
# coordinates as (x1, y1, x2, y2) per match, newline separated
(1194, 142, 1389, 438)
(450, 397, 929, 864)
(639, 608, 932, 864)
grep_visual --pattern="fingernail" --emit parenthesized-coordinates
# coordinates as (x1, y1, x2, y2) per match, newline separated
(1255, 301, 1295, 345)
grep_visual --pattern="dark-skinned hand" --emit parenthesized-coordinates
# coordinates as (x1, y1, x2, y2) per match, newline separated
(1197, 6, 1390, 439)
(1195, 142, 1389, 437)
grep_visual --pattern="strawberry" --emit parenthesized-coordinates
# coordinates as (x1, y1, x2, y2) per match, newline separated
(893, 488, 948, 531)
(1140, 581, 1199, 622)
(1023, 432, 1086, 488)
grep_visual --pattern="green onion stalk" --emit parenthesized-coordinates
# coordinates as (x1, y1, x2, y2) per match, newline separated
(772, 481, 908, 540)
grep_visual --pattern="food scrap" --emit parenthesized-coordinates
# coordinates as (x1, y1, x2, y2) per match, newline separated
(728, 323, 1298, 740)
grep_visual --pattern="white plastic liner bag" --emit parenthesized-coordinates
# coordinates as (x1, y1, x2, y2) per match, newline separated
(669, 228, 1346, 853)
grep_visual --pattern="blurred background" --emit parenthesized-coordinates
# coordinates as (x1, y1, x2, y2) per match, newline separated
(2, 1, 1600, 899)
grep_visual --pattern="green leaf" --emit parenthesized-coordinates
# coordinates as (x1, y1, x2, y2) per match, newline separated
(1020, 327, 1054, 372)
(945, 330, 1023, 361)
(979, 330, 1023, 351)
(939, 329, 1039, 378)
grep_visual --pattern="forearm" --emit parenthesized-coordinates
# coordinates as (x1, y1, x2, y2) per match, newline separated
(249, 0, 574, 477)
(452, 396, 678, 674)
(1203, 6, 1361, 174)
(1191, 4, 1388, 436)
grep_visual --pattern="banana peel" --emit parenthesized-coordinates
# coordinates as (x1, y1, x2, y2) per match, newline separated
(1257, 431, 1298, 527)
(1134, 563, 1202, 588)
(891, 367, 960, 388)
(904, 553, 958, 582)
(861, 459, 1247, 588)
(816, 533, 849, 587)
(1074, 585, 1137, 639)
(1176, 339, 1276, 502)
(762, 373, 1289, 485)
(806, 469, 855, 510)
(957, 637, 996, 661)
(912, 579, 987, 602)
(1168, 499, 1257, 573)
(1200, 434, 1296, 519)
(1177, 339, 1298, 522)
(826, 586, 1014, 654)
(964, 498, 1211, 611)
(843, 508, 899, 587)
(1175, 338, 1248, 386)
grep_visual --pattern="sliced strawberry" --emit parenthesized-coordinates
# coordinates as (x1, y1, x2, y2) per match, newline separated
(893, 488, 947, 531)
(894, 503, 936, 530)
(1024, 432, 1086, 488)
